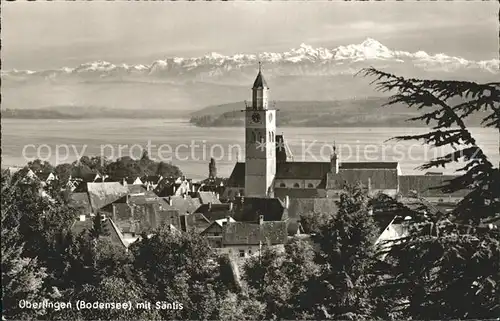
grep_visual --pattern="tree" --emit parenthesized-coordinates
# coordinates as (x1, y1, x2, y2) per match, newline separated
(300, 209, 334, 234)
(131, 226, 221, 320)
(243, 239, 321, 320)
(313, 183, 380, 320)
(89, 212, 110, 239)
(28, 158, 54, 174)
(360, 67, 500, 224)
(1, 172, 48, 320)
(361, 68, 500, 319)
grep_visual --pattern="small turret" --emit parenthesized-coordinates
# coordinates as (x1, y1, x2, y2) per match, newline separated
(208, 157, 217, 179)
(330, 142, 339, 174)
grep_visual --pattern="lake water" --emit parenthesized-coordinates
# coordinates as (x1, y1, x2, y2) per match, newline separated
(2, 118, 499, 180)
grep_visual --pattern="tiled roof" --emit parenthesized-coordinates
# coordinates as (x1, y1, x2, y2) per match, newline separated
(200, 217, 236, 235)
(200, 177, 226, 186)
(128, 191, 172, 209)
(68, 192, 92, 214)
(325, 169, 399, 190)
(399, 175, 469, 197)
(227, 162, 245, 188)
(87, 182, 129, 212)
(169, 195, 202, 215)
(183, 213, 211, 233)
(198, 191, 222, 205)
(276, 162, 332, 180)
(339, 162, 399, 170)
(141, 175, 163, 185)
(112, 203, 133, 221)
(194, 203, 233, 221)
(70, 217, 127, 249)
(127, 184, 147, 194)
(222, 221, 288, 246)
(233, 197, 287, 222)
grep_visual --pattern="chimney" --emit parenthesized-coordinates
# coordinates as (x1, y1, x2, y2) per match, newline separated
(169, 198, 173, 206)
(284, 195, 290, 209)
(183, 193, 187, 199)
(216, 193, 219, 200)
(259, 215, 264, 225)
(367, 177, 372, 194)
(229, 202, 234, 211)
(223, 215, 231, 226)
(79, 214, 86, 221)
(100, 214, 106, 221)
(208, 202, 212, 211)
(172, 184, 176, 195)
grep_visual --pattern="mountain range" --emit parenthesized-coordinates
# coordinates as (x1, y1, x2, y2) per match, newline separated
(2, 38, 498, 112)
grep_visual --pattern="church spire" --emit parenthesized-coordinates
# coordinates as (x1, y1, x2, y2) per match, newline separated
(252, 62, 268, 89)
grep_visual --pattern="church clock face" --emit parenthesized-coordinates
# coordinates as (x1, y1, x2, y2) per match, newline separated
(252, 113, 261, 123)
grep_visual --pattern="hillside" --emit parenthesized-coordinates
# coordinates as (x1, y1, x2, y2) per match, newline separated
(2, 106, 188, 119)
(190, 97, 489, 128)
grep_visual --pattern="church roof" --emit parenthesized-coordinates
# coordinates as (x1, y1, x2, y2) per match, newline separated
(252, 71, 268, 89)
(339, 162, 399, 170)
(326, 168, 399, 190)
(276, 162, 332, 179)
(226, 161, 333, 188)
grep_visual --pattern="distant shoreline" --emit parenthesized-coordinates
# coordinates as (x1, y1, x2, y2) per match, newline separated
(2, 108, 189, 120)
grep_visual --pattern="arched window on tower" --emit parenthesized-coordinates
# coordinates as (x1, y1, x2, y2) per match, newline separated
(251, 131, 256, 143)
(279, 183, 286, 188)
(293, 183, 300, 188)
(269, 131, 272, 142)
(307, 183, 314, 188)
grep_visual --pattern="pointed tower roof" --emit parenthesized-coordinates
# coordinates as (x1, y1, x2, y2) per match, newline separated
(252, 62, 268, 89)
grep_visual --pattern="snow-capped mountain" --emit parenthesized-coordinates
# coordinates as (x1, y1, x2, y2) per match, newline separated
(2, 38, 498, 83)
(3, 38, 498, 111)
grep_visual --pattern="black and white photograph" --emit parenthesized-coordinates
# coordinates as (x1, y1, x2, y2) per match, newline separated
(1, 1, 499, 320)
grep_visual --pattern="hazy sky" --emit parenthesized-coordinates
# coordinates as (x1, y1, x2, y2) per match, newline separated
(2, 1, 498, 70)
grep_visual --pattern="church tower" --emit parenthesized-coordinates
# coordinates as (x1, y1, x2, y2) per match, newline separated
(245, 63, 276, 197)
